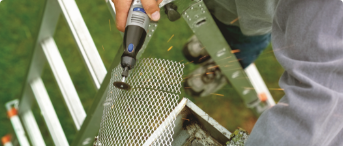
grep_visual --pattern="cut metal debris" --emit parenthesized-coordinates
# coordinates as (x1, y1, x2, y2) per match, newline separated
(230, 17, 240, 24)
(109, 19, 111, 31)
(167, 46, 173, 51)
(167, 34, 174, 42)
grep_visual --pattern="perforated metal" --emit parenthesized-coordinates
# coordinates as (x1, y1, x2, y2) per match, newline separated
(98, 58, 184, 145)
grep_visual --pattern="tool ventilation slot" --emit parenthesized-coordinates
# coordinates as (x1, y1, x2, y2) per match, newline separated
(131, 14, 145, 24)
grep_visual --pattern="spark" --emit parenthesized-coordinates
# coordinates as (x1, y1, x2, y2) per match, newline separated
(207, 65, 219, 69)
(263, 44, 295, 54)
(231, 49, 240, 54)
(206, 72, 214, 74)
(211, 93, 224, 96)
(230, 17, 240, 24)
(102, 45, 105, 50)
(244, 87, 284, 91)
(111, 104, 114, 109)
(109, 19, 111, 31)
(183, 76, 190, 79)
(184, 61, 194, 65)
(228, 60, 239, 63)
(198, 55, 209, 62)
(182, 118, 190, 121)
(167, 46, 173, 51)
(268, 88, 284, 91)
(193, 73, 201, 76)
(220, 56, 232, 61)
(183, 73, 201, 79)
(178, 60, 184, 63)
(167, 34, 174, 42)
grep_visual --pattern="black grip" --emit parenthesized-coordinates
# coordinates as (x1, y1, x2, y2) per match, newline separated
(121, 25, 147, 70)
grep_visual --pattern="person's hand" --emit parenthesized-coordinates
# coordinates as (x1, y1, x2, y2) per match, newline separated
(112, 0, 163, 32)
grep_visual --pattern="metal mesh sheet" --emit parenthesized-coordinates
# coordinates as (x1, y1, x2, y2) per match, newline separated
(98, 58, 184, 145)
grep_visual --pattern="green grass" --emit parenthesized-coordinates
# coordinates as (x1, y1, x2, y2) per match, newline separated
(0, 0, 284, 144)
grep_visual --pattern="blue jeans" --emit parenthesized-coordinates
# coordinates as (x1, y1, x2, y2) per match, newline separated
(213, 16, 271, 69)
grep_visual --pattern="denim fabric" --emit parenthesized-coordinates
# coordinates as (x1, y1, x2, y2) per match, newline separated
(213, 16, 271, 69)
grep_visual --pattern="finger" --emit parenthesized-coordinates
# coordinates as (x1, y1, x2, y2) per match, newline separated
(141, 0, 160, 21)
(112, 0, 132, 32)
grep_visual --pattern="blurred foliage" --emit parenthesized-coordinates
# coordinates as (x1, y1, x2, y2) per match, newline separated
(0, 0, 284, 145)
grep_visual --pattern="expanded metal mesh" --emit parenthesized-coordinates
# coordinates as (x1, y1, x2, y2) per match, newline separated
(98, 58, 184, 145)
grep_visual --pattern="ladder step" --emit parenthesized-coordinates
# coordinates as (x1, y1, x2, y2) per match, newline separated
(41, 37, 86, 130)
(21, 110, 46, 146)
(58, 0, 107, 89)
(30, 77, 69, 146)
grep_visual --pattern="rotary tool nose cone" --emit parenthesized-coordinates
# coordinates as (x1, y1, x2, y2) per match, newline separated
(113, 81, 131, 90)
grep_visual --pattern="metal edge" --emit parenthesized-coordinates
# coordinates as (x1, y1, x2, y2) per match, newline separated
(185, 99, 231, 141)
(143, 98, 188, 146)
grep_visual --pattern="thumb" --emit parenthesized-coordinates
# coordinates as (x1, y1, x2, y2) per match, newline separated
(141, 0, 161, 21)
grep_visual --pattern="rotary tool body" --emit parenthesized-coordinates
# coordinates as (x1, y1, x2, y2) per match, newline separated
(114, 0, 150, 90)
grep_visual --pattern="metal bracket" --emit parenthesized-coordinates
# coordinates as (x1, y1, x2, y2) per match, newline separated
(181, 0, 270, 114)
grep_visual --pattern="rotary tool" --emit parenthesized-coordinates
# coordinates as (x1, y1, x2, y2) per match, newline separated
(113, 0, 150, 90)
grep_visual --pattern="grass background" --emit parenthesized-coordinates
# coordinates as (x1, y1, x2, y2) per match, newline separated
(0, 0, 284, 145)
